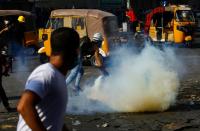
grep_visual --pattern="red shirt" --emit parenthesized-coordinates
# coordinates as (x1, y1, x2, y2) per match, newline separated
(126, 9, 137, 22)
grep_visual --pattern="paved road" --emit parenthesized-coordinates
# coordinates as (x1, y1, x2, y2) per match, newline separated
(1, 47, 200, 131)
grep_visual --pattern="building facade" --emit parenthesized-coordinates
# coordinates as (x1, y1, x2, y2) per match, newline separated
(1, 0, 199, 27)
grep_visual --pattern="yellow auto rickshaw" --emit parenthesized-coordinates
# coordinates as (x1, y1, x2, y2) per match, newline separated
(145, 5, 196, 46)
(38, 9, 118, 63)
(0, 10, 38, 49)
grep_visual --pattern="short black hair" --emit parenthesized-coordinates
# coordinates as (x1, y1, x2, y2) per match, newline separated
(51, 27, 80, 55)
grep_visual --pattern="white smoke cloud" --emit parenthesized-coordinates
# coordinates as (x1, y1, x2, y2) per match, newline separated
(67, 44, 181, 114)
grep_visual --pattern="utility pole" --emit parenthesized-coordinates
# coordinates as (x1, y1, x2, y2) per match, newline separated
(127, 0, 130, 9)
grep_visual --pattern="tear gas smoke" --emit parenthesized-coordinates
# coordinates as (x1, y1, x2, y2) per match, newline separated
(67, 44, 181, 114)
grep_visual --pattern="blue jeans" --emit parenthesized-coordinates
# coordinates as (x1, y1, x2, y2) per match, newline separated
(66, 63, 84, 90)
(98, 66, 109, 77)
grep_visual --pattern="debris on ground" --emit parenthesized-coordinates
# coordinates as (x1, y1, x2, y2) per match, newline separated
(72, 120, 81, 126)
(101, 122, 109, 127)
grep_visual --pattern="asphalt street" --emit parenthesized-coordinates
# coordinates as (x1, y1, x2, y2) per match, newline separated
(1, 47, 200, 131)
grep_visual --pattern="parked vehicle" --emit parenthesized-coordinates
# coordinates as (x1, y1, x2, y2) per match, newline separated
(38, 9, 118, 64)
(144, 5, 196, 46)
(0, 10, 38, 50)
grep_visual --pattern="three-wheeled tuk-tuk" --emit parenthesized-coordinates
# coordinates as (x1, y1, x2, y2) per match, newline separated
(38, 9, 118, 63)
(0, 10, 38, 50)
(144, 5, 196, 46)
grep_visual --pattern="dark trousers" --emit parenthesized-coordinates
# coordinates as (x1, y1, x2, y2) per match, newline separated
(131, 21, 138, 33)
(0, 75, 9, 108)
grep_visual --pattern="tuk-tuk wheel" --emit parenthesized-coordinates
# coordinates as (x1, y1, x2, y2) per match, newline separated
(39, 53, 49, 64)
(90, 55, 103, 67)
(185, 41, 192, 48)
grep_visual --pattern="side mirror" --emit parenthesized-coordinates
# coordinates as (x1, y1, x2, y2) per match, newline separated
(42, 34, 48, 41)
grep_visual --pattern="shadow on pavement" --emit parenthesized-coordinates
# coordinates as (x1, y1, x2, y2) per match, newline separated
(168, 102, 200, 112)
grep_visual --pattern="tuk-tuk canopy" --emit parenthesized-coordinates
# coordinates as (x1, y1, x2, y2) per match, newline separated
(50, 9, 115, 19)
(50, 9, 118, 39)
(0, 10, 31, 16)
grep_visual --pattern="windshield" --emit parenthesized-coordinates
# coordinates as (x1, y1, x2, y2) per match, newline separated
(45, 18, 63, 29)
(176, 10, 195, 22)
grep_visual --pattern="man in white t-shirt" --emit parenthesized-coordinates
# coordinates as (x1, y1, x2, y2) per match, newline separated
(17, 27, 80, 131)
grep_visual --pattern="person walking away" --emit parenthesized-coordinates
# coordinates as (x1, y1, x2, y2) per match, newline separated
(91, 33, 109, 76)
(17, 27, 80, 131)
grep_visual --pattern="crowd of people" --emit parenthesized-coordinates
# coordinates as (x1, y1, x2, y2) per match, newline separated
(15, 27, 109, 131)
(0, 12, 109, 130)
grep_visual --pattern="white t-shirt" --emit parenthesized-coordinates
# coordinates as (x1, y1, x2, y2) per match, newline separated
(17, 63, 68, 131)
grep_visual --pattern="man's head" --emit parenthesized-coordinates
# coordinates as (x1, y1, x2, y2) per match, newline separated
(50, 27, 80, 70)
(92, 32, 103, 48)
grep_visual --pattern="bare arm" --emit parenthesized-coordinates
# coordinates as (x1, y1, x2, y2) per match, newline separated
(17, 90, 47, 131)
(93, 45, 109, 76)
(94, 45, 103, 67)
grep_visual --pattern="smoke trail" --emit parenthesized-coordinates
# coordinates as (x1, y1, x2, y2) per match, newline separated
(67, 44, 181, 113)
